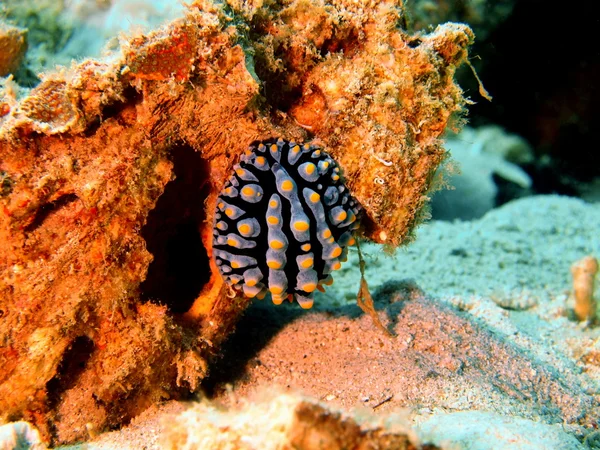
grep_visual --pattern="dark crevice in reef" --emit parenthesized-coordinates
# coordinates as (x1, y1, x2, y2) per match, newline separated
(251, 25, 363, 115)
(83, 86, 142, 137)
(254, 62, 303, 115)
(0, 171, 15, 197)
(46, 335, 95, 411)
(24, 193, 79, 233)
(140, 143, 211, 314)
(320, 27, 362, 57)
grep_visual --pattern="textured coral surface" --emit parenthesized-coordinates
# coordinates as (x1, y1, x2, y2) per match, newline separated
(0, 0, 471, 444)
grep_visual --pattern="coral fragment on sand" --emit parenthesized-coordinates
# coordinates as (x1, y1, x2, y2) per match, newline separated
(161, 391, 425, 450)
(571, 255, 599, 322)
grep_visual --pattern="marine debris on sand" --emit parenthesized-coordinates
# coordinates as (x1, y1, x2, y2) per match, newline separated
(0, 0, 473, 444)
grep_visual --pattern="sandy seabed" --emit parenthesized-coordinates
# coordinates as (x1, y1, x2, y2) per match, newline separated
(52, 194, 599, 449)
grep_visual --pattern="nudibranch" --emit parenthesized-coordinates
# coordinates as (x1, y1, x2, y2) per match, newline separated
(212, 138, 361, 309)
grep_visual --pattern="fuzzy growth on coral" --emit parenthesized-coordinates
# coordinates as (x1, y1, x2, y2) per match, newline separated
(0, 0, 473, 444)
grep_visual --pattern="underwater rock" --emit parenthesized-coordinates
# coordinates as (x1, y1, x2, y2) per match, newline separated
(0, 0, 472, 444)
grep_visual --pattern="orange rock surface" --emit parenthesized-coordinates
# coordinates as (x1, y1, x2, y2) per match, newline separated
(0, 0, 472, 443)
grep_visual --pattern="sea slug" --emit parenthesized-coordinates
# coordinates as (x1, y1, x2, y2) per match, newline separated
(213, 138, 361, 308)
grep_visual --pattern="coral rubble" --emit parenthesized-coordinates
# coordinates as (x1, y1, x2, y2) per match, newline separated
(0, 0, 472, 443)
(161, 391, 428, 450)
